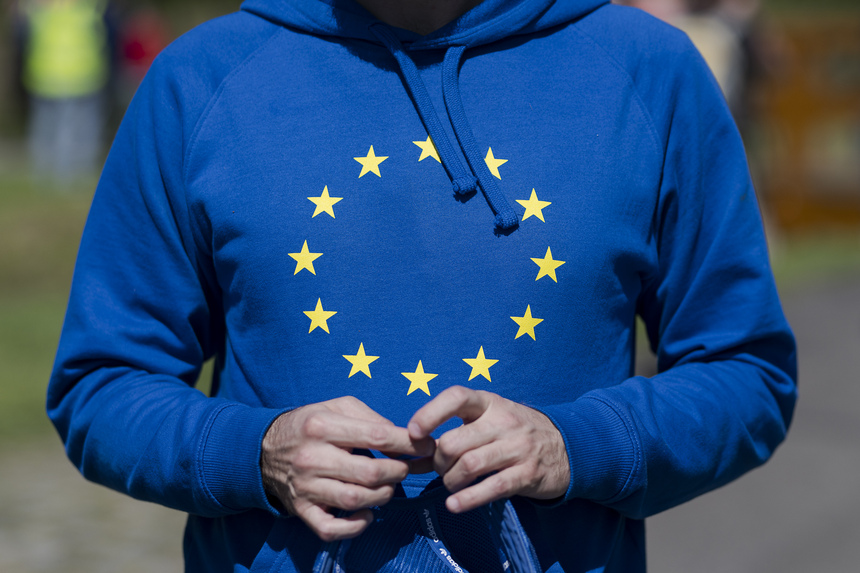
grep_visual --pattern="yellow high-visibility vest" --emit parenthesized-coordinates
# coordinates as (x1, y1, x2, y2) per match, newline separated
(22, 0, 109, 98)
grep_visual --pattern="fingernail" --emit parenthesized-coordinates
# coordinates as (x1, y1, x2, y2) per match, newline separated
(408, 421, 422, 438)
(447, 496, 461, 513)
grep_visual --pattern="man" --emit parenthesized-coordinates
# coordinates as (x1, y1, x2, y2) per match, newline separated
(48, 0, 797, 571)
(20, 0, 110, 183)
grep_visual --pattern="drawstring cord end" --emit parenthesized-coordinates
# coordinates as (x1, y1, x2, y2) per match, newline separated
(452, 175, 478, 199)
(370, 26, 519, 235)
(494, 209, 519, 234)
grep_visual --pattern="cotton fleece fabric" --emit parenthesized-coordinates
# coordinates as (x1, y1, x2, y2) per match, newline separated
(47, 0, 798, 571)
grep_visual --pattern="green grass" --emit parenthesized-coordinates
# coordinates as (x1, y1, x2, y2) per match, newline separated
(1, 163, 859, 443)
(0, 294, 72, 438)
(0, 165, 220, 441)
(0, 170, 95, 439)
(771, 233, 860, 290)
(0, 175, 93, 296)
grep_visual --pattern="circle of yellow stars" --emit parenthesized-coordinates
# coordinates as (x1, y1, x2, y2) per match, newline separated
(290, 140, 564, 396)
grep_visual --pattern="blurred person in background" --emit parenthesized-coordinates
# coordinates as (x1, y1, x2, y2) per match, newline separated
(8, 0, 31, 124)
(19, 0, 110, 185)
(115, 3, 167, 107)
(617, 0, 752, 118)
(712, 0, 774, 134)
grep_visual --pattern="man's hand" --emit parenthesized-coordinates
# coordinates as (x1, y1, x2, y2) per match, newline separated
(261, 396, 435, 542)
(408, 386, 570, 514)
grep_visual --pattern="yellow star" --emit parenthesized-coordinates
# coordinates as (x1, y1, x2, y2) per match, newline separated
(413, 136, 441, 163)
(308, 186, 343, 218)
(288, 240, 323, 275)
(463, 346, 498, 382)
(484, 147, 508, 179)
(516, 189, 551, 222)
(304, 298, 337, 333)
(511, 305, 543, 340)
(531, 247, 566, 283)
(402, 361, 438, 396)
(354, 145, 388, 178)
(343, 343, 379, 378)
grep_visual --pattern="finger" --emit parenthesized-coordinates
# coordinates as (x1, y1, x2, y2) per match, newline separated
(408, 386, 490, 440)
(433, 419, 497, 476)
(303, 446, 411, 486)
(445, 465, 531, 514)
(301, 477, 397, 512)
(326, 395, 397, 425)
(295, 501, 374, 542)
(325, 396, 438, 457)
(379, 446, 438, 461)
(440, 441, 517, 493)
(304, 411, 434, 457)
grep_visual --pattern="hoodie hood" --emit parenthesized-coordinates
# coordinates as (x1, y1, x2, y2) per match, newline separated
(240, 0, 609, 233)
(240, 0, 609, 49)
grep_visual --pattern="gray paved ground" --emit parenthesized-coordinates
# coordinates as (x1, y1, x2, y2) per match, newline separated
(0, 438, 186, 572)
(1, 274, 858, 572)
(648, 272, 860, 572)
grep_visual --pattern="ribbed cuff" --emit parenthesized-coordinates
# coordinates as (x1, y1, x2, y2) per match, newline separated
(199, 404, 288, 515)
(535, 397, 639, 504)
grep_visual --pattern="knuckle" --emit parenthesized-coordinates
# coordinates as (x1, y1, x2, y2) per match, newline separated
(376, 484, 395, 505)
(292, 448, 317, 471)
(338, 488, 363, 511)
(496, 409, 520, 429)
(459, 451, 483, 477)
(442, 472, 461, 493)
(366, 424, 389, 449)
(446, 385, 470, 403)
(516, 458, 533, 476)
(437, 433, 459, 457)
(520, 464, 540, 491)
(301, 414, 328, 439)
(357, 463, 384, 485)
(289, 482, 308, 501)
(475, 390, 493, 401)
(315, 522, 339, 543)
(287, 475, 310, 500)
(491, 474, 512, 497)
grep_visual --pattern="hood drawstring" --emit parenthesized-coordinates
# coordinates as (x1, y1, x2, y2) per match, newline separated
(441, 46, 519, 232)
(369, 24, 519, 234)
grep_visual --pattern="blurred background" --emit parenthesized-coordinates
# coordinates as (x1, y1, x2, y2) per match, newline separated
(0, 0, 858, 571)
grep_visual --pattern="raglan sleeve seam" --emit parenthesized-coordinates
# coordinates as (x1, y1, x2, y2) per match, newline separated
(182, 27, 284, 187)
(569, 23, 667, 167)
(179, 26, 285, 274)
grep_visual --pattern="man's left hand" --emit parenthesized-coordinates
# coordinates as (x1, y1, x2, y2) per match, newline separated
(407, 386, 570, 514)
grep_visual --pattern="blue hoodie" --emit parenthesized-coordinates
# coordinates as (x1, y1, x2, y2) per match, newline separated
(48, 0, 797, 571)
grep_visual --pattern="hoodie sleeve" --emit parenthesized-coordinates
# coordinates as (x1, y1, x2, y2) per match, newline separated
(46, 20, 288, 518)
(537, 25, 797, 519)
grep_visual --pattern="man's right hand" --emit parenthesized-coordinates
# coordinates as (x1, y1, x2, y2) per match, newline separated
(261, 396, 435, 542)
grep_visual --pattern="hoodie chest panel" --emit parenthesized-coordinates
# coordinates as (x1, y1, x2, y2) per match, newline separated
(186, 32, 662, 422)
